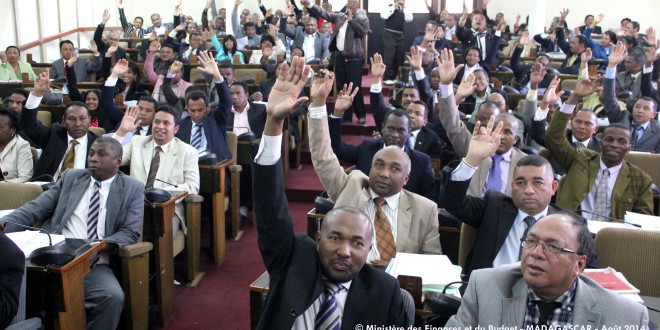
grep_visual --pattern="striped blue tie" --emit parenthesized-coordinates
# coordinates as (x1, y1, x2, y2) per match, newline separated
(315, 282, 344, 330)
(87, 181, 101, 239)
(485, 154, 503, 193)
(191, 124, 203, 151)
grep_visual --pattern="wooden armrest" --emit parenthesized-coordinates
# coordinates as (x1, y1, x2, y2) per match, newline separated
(229, 164, 242, 172)
(119, 242, 153, 258)
(215, 159, 236, 169)
(185, 194, 204, 203)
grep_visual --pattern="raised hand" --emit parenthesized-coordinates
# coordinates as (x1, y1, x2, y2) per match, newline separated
(406, 46, 423, 71)
(234, 0, 243, 8)
(310, 69, 335, 103)
(196, 50, 221, 81)
(594, 13, 604, 26)
(515, 13, 521, 23)
(518, 31, 530, 48)
(102, 9, 110, 25)
(465, 116, 504, 167)
(284, 5, 294, 16)
(529, 62, 546, 88)
(111, 59, 130, 77)
(149, 31, 158, 41)
(580, 48, 592, 68)
(205, 0, 212, 10)
(542, 75, 564, 105)
(482, 0, 491, 7)
(497, 19, 507, 33)
(0, 51, 6, 63)
(300, 0, 311, 7)
(148, 40, 160, 54)
(644, 45, 659, 67)
(456, 74, 477, 98)
(267, 56, 311, 120)
(90, 40, 99, 54)
(437, 48, 464, 85)
(169, 61, 183, 74)
(644, 27, 657, 47)
(105, 44, 119, 58)
(559, 8, 569, 23)
(423, 25, 439, 42)
(370, 53, 386, 82)
(268, 24, 277, 37)
(117, 106, 141, 137)
(332, 82, 360, 116)
(33, 72, 51, 96)
(174, 22, 186, 32)
(573, 79, 602, 97)
(67, 51, 78, 67)
(607, 43, 627, 68)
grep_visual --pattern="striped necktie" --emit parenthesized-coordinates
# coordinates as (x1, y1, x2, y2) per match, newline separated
(485, 154, 504, 193)
(191, 124, 203, 151)
(315, 282, 345, 330)
(145, 146, 162, 188)
(519, 216, 537, 260)
(87, 181, 101, 239)
(374, 197, 396, 262)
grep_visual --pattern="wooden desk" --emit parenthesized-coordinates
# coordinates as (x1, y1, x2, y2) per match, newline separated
(26, 238, 106, 330)
(143, 191, 188, 327)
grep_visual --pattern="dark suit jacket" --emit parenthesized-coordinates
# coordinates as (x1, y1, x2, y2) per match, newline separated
(176, 80, 232, 161)
(328, 117, 438, 201)
(439, 178, 592, 275)
(458, 87, 508, 116)
(555, 27, 583, 74)
(579, 25, 602, 34)
(253, 159, 406, 329)
(19, 105, 98, 179)
(510, 46, 553, 91)
(412, 126, 443, 159)
(279, 19, 330, 62)
(93, 24, 127, 62)
(99, 85, 151, 134)
(227, 101, 267, 139)
(455, 26, 501, 67)
(0, 233, 24, 329)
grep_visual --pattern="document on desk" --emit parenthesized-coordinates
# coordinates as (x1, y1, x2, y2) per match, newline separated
(587, 220, 637, 234)
(6, 231, 66, 259)
(386, 253, 462, 292)
(624, 212, 660, 231)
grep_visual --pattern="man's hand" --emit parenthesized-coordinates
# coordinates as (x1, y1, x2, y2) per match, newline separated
(102, 9, 110, 25)
(423, 25, 439, 42)
(406, 46, 423, 71)
(515, 13, 521, 23)
(175, 0, 183, 13)
(205, 0, 212, 10)
(541, 75, 564, 106)
(559, 8, 569, 23)
(196, 50, 222, 81)
(310, 69, 335, 105)
(464, 116, 504, 167)
(529, 62, 546, 89)
(169, 61, 183, 74)
(148, 40, 160, 53)
(0, 51, 6, 63)
(644, 45, 659, 67)
(644, 27, 657, 47)
(149, 31, 158, 41)
(105, 44, 119, 58)
(456, 74, 476, 99)
(285, 5, 294, 16)
(90, 40, 99, 55)
(482, 0, 491, 7)
(518, 31, 529, 48)
(234, 0, 243, 8)
(573, 79, 602, 97)
(321, 58, 329, 67)
(594, 13, 604, 27)
(607, 43, 627, 68)
(250, 92, 263, 101)
(111, 58, 130, 78)
(370, 53, 386, 83)
(300, 0, 311, 7)
(332, 82, 360, 117)
(32, 72, 51, 97)
(580, 47, 592, 69)
(174, 22, 186, 32)
(438, 48, 464, 85)
(267, 56, 311, 121)
(268, 24, 278, 37)
(67, 51, 78, 67)
(117, 106, 141, 137)
(497, 19, 507, 33)
(346, 8, 354, 21)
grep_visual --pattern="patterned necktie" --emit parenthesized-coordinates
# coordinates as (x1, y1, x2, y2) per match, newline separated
(374, 197, 396, 262)
(315, 282, 344, 330)
(59, 140, 79, 179)
(191, 124, 203, 151)
(519, 216, 537, 260)
(631, 125, 643, 150)
(485, 154, 504, 193)
(592, 169, 610, 221)
(572, 141, 585, 149)
(145, 146, 162, 188)
(536, 301, 561, 326)
(87, 181, 101, 239)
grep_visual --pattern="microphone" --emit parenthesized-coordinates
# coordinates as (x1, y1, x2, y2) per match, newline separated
(579, 210, 641, 227)
(155, 178, 179, 188)
(1, 221, 75, 267)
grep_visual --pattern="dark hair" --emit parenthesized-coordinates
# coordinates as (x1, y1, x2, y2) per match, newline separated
(222, 34, 238, 54)
(64, 101, 91, 117)
(542, 211, 593, 258)
(627, 52, 647, 67)
(631, 21, 640, 31)
(602, 122, 632, 143)
(138, 96, 158, 110)
(382, 108, 411, 129)
(463, 46, 482, 63)
(155, 104, 181, 125)
(291, 46, 304, 57)
(603, 31, 617, 44)
(0, 106, 19, 130)
(135, 16, 144, 24)
(584, 14, 594, 22)
(409, 100, 428, 118)
(93, 136, 124, 158)
(127, 61, 141, 79)
(575, 35, 589, 48)
(425, 20, 438, 27)
(244, 22, 256, 30)
(59, 40, 74, 50)
(638, 96, 658, 112)
(260, 34, 276, 47)
(219, 60, 234, 71)
(515, 154, 554, 179)
(186, 90, 210, 106)
(81, 90, 101, 112)
(620, 18, 631, 24)
(5, 46, 20, 55)
(621, 35, 638, 48)
(478, 100, 501, 112)
(231, 81, 249, 94)
(10, 88, 29, 101)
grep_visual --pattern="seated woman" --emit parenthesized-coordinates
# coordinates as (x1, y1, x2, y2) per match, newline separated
(64, 53, 102, 127)
(454, 46, 491, 85)
(248, 34, 285, 65)
(0, 46, 37, 81)
(211, 34, 244, 64)
(115, 61, 146, 102)
(0, 107, 33, 183)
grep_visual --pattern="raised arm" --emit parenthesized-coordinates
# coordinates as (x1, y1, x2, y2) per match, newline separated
(117, 0, 129, 31)
(99, 59, 131, 132)
(144, 41, 160, 85)
(18, 73, 53, 148)
(600, 44, 628, 124)
(65, 53, 84, 102)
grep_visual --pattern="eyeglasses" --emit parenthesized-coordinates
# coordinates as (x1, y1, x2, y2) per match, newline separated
(520, 237, 582, 256)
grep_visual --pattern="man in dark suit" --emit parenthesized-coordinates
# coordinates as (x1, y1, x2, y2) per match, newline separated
(555, 10, 588, 75)
(406, 100, 442, 159)
(510, 32, 553, 92)
(99, 59, 157, 137)
(176, 51, 232, 161)
(19, 72, 98, 180)
(1, 137, 144, 330)
(51, 40, 101, 83)
(578, 15, 602, 34)
(455, 11, 502, 68)
(439, 119, 582, 275)
(602, 45, 660, 153)
(615, 52, 645, 99)
(0, 232, 24, 329)
(279, 13, 330, 65)
(253, 57, 406, 328)
(95, 10, 128, 63)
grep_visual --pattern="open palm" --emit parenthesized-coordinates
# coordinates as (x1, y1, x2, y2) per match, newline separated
(267, 56, 310, 120)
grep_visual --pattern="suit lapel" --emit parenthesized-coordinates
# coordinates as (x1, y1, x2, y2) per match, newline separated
(395, 193, 412, 249)
(141, 139, 153, 174)
(342, 273, 370, 326)
(494, 198, 518, 254)
(572, 277, 601, 327)
(501, 276, 528, 326)
(105, 174, 125, 235)
(159, 140, 180, 180)
(612, 162, 631, 214)
(636, 122, 656, 145)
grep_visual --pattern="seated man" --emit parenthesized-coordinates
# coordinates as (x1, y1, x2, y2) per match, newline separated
(582, 14, 615, 60)
(144, 43, 193, 104)
(615, 51, 645, 99)
(555, 11, 588, 75)
(446, 213, 648, 328)
(252, 56, 406, 328)
(145, 13, 175, 37)
(165, 27, 206, 64)
(545, 75, 654, 221)
(113, 105, 200, 233)
(456, 69, 507, 117)
(140, 39, 177, 79)
(279, 10, 330, 65)
(309, 58, 440, 265)
(100, 59, 157, 136)
(405, 100, 442, 159)
(510, 32, 553, 93)
(19, 72, 98, 181)
(95, 10, 127, 63)
(51, 40, 101, 83)
(578, 14, 602, 34)
(235, 22, 262, 50)
(0, 137, 144, 330)
(602, 44, 659, 153)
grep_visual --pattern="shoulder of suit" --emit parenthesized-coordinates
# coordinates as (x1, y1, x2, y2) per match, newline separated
(577, 274, 646, 312)
(402, 189, 437, 209)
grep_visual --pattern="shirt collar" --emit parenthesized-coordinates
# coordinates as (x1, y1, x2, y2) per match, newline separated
(232, 101, 251, 115)
(91, 174, 117, 191)
(67, 134, 87, 145)
(368, 188, 401, 211)
(517, 206, 549, 223)
(571, 135, 590, 147)
(495, 148, 513, 162)
(153, 138, 173, 154)
(527, 279, 577, 310)
(599, 159, 623, 174)
(411, 129, 420, 138)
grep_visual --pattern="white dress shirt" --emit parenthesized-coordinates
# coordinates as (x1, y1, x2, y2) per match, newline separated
(492, 207, 549, 268)
(303, 34, 317, 63)
(232, 103, 252, 136)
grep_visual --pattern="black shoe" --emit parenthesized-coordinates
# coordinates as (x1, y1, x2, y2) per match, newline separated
(358, 117, 366, 125)
(239, 214, 247, 229)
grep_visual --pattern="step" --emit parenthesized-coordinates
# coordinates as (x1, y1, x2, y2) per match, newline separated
(285, 164, 324, 203)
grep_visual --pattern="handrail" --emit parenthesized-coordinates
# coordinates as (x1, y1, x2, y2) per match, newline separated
(19, 26, 122, 52)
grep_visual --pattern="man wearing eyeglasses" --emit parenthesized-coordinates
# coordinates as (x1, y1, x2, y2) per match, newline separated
(439, 117, 595, 275)
(446, 213, 649, 328)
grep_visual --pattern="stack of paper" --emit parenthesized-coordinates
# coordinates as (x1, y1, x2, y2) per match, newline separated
(624, 212, 660, 231)
(386, 253, 462, 292)
(6, 231, 66, 259)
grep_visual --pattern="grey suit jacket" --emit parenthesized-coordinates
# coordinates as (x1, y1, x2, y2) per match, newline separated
(615, 71, 642, 99)
(119, 136, 199, 229)
(0, 170, 143, 248)
(438, 93, 526, 197)
(308, 115, 441, 255)
(51, 56, 102, 83)
(446, 265, 649, 328)
(279, 20, 330, 62)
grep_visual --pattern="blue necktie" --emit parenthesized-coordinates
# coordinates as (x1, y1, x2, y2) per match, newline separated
(485, 154, 503, 193)
(315, 282, 344, 330)
(631, 125, 643, 150)
(191, 124, 203, 151)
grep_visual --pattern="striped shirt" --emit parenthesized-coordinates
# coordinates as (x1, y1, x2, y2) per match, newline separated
(523, 281, 577, 327)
